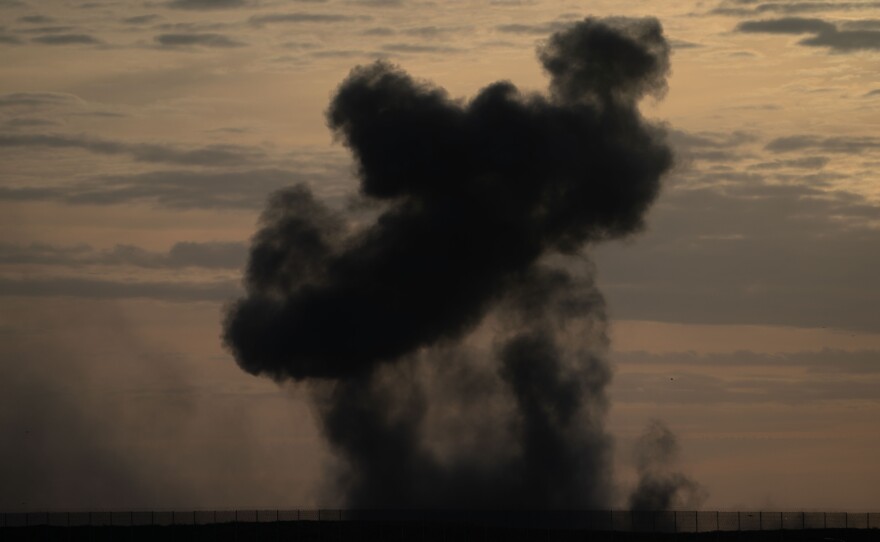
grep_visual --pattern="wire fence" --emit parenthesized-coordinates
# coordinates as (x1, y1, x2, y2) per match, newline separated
(2, 510, 879, 533)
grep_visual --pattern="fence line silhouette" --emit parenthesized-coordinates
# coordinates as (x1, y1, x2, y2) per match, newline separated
(2, 510, 879, 533)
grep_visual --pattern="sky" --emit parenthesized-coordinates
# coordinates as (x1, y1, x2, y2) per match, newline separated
(1, 0, 879, 513)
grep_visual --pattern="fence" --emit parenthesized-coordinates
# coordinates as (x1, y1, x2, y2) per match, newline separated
(2, 510, 878, 533)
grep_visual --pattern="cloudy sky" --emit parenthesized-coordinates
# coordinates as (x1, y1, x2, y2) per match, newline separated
(1, 0, 879, 512)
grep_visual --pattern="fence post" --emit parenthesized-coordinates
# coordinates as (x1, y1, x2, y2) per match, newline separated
(845, 512, 848, 529)
(737, 511, 740, 531)
(695, 510, 698, 533)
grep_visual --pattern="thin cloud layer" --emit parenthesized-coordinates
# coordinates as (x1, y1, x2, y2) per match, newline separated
(248, 13, 369, 25)
(713, 1, 880, 16)
(496, 21, 569, 35)
(0, 92, 83, 108)
(0, 277, 239, 301)
(0, 167, 346, 209)
(31, 34, 102, 45)
(765, 134, 880, 152)
(736, 16, 880, 51)
(595, 179, 880, 332)
(0, 241, 246, 269)
(155, 33, 247, 48)
(18, 15, 54, 23)
(167, 0, 249, 9)
(614, 350, 880, 405)
(737, 16, 835, 33)
(123, 15, 162, 25)
(0, 133, 265, 166)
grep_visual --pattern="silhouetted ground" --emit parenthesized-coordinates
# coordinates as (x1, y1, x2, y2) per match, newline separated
(0, 522, 873, 541)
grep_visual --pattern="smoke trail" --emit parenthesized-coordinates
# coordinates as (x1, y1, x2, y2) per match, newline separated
(224, 16, 673, 508)
(629, 420, 706, 511)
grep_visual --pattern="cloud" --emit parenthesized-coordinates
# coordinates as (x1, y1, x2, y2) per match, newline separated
(840, 18, 880, 30)
(670, 39, 702, 49)
(0, 241, 246, 269)
(0, 133, 265, 166)
(3, 117, 60, 128)
(166, 0, 249, 9)
(736, 17, 835, 33)
(765, 134, 880, 153)
(248, 13, 369, 25)
(667, 129, 757, 162)
(31, 34, 102, 45)
(713, 1, 880, 16)
(155, 33, 246, 48)
(310, 49, 366, 59)
(0, 277, 240, 302)
(402, 25, 468, 38)
(345, 0, 402, 5)
(0, 35, 21, 44)
(18, 15, 54, 23)
(617, 349, 880, 375)
(0, 92, 83, 108)
(758, 2, 880, 14)
(736, 16, 880, 51)
(21, 26, 77, 34)
(380, 43, 462, 54)
(748, 155, 830, 169)
(0, 167, 340, 209)
(361, 26, 394, 36)
(612, 350, 880, 405)
(496, 21, 569, 35)
(594, 180, 880, 332)
(799, 28, 880, 50)
(123, 15, 161, 24)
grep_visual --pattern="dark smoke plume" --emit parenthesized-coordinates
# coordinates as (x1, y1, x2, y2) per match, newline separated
(224, 16, 673, 508)
(628, 420, 706, 511)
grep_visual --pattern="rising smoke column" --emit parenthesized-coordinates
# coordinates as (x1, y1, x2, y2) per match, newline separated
(629, 420, 706, 511)
(224, 17, 673, 508)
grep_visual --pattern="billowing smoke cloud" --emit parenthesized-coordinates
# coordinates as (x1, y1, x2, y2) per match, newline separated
(224, 16, 674, 508)
(629, 420, 706, 511)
